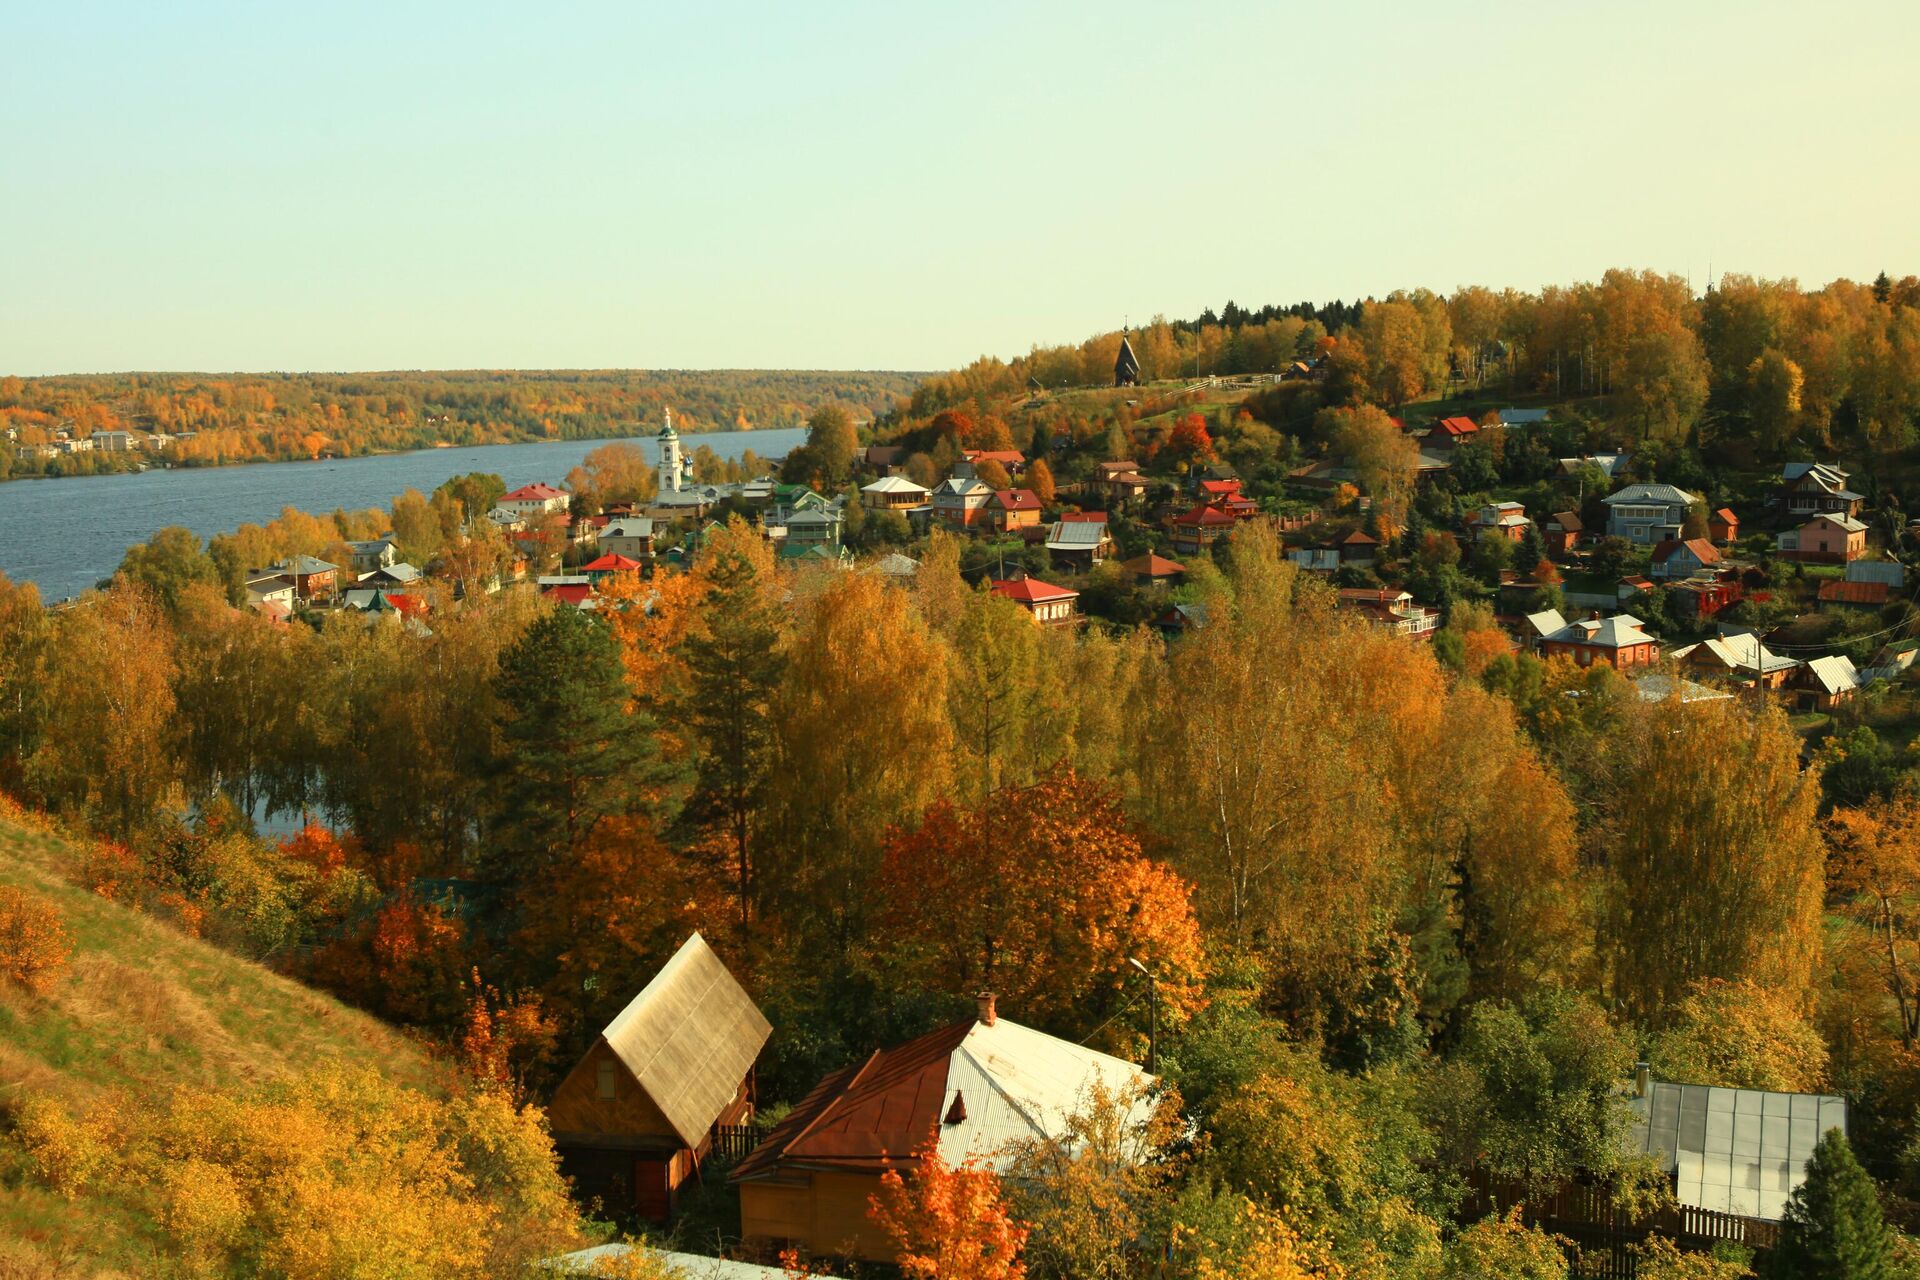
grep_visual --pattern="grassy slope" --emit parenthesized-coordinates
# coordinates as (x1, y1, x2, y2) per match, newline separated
(0, 808, 439, 1272)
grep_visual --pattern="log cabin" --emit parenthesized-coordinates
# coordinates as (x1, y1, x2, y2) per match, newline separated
(548, 932, 771, 1221)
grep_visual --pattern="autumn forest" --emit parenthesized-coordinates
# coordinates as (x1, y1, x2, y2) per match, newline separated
(6, 268, 1920, 1280)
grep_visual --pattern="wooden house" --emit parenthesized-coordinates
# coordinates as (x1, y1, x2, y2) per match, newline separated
(1709, 507, 1739, 545)
(1538, 613, 1660, 670)
(1777, 512, 1868, 563)
(1780, 463, 1863, 518)
(1170, 503, 1235, 554)
(1649, 538, 1721, 581)
(548, 933, 771, 1222)
(989, 488, 1044, 532)
(1543, 511, 1583, 557)
(732, 995, 1153, 1263)
(988, 573, 1079, 626)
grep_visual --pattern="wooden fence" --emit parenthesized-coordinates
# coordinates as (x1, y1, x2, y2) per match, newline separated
(1466, 1175, 1777, 1278)
(708, 1123, 758, 1164)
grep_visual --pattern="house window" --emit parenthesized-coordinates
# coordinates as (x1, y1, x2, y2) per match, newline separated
(597, 1060, 617, 1100)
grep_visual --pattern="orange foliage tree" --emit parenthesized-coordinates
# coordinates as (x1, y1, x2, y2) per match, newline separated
(877, 765, 1204, 1036)
(869, 1141, 1028, 1280)
(0, 885, 72, 994)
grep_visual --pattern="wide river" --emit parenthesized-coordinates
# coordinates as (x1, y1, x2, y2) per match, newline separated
(0, 426, 805, 601)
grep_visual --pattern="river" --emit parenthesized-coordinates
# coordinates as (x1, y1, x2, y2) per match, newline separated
(0, 427, 805, 601)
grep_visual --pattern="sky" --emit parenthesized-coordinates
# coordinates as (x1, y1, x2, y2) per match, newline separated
(4, 0, 1918, 376)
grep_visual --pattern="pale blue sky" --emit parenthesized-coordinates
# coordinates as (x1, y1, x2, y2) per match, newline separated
(4, 0, 1916, 375)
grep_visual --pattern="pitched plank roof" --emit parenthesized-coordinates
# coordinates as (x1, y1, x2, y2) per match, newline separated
(600, 933, 772, 1148)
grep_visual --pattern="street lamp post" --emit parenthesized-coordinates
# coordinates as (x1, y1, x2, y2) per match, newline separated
(1128, 957, 1159, 1075)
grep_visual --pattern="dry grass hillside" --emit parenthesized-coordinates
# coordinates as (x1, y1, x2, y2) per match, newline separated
(0, 805, 444, 1273)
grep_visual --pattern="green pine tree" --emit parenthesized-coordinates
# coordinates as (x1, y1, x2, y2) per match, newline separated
(678, 545, 787, 935)
(488, 605, 677, 885)
(1769, 1128, 1893, 1280)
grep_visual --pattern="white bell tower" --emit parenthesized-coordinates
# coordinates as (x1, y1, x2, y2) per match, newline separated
(658, 406, 684, 493)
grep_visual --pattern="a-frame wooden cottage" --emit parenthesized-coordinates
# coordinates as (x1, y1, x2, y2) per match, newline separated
(548, 932, 771, 1220)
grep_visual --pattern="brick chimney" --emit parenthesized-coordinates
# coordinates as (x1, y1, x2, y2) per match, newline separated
(976, 991, 996, 1026)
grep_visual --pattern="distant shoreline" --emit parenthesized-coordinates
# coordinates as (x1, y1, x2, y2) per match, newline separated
(1, 421, 802, 486)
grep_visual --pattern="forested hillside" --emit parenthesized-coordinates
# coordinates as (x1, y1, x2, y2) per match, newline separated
(0, 368, 919, 480)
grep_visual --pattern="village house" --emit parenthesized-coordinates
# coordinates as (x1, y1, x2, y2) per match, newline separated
(1539, 613, 1660, 669)
(1558, 452, 1631, 479)
(500, 482, 571, 518)
(1602, 483, 1700, 545)
(245, 572, 296, 610)
(1798, 654, 1862, 711)
(92, 430, 132, 452)
(270, 555, 339, 603)
(732, 994, 1151, 1263)
(988, 488, 1044, 532)
(1043, 519, 1113, 570)
(550, 934, 771, 1222)
(1777, 512, 1868, 563)
(341, 538, 396, 574)
(1335, 528, 1379, 565)
(1095, 460, 1152, 505)
(1781, 462, 1863, 519)
(858, 475, 930, 512)
(358, 562, 422, 590)
(1543, 511, 1584, 557)
(1670, 629, 1800, 691)
(930, 469, 995, 528)
(1121, 552, 1186, 586)
(1423, 415, 1480, 449)
(1709, 507, 1739, 545)
(538, 575, 596, 608)
(1466, 501, 1530, 543)
(989, 573, 1079, 626)
(581, 552, 644, 585)
(1818, 579, 1890, 611)
(599, 518, 657, 560)
(1650, 538, 1722, 581)
(1334, 587, 1439, 639)
(1665, 574, 1744, 622)
(1498, 408, 1550, 428)
(484, 506, 527, 534)
(782, 507, 844, 551)
(1170, 503, 1236, 555)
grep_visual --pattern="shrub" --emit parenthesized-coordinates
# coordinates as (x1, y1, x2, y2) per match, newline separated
(0, 885, 72, 994)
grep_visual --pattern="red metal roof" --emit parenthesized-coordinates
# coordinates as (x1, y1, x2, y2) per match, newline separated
(1198, 479, 1242, 495)
(1435, 416, 1479, 436)
(732, 1020, 975, 1179)
(1122, 553, 1186, 578)
(1173, 503, 1236, 527)
(543, 584, 594, 606)
(582, 553, 642, 572)
(504, 482, 568, 501)
(1819, 580, 1890, 606)
(1057, 511, 1109, 523)
(990, 576, 1078, 605)
(993, 489, 1042, 511)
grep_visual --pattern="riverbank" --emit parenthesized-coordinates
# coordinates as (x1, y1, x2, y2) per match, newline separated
(0, 425, 806, 602)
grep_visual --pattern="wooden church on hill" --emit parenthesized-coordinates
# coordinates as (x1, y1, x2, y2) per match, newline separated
(1114, 329, 1142, 386)
(547, 932, 771, 1221)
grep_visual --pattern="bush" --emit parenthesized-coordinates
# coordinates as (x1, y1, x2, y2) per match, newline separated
(0, 885, 72, 994)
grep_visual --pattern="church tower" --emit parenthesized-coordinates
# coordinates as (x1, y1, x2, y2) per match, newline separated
(1114, 328, 1141, 387)
(658, 406, 684, 492)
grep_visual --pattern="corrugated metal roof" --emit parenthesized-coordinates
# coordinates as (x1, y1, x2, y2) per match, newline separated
(601, 933, 772, 1150)
(545, 1245, 846, 1278)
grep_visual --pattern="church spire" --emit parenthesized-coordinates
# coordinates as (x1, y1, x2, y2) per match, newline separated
(1114, 328, 1141, 387)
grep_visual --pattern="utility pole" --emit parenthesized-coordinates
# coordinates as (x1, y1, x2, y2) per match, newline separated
(1128, 957, 1159, 1074)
